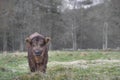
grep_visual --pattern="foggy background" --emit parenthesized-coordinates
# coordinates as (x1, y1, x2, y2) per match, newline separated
(0, 0, 120, 51)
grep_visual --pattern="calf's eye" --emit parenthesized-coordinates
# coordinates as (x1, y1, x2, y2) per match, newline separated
(32, 44, 36, 47)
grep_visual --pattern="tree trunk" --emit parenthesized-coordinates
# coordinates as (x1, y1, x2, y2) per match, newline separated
(12, 31, 15, 51)
(3, 31, 7, 52)
(49, 25, 53, 50)
(72, 24, 77, 50)
(20, 32, 24, 51)
(103, 22, 108, 50)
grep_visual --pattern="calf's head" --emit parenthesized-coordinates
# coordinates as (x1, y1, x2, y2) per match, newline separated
(26, 32, 50, 56)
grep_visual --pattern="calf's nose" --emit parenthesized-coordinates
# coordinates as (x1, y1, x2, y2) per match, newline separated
(35, 50, 42, 56)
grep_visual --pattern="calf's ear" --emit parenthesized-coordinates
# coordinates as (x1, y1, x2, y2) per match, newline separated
(25, 37, 31, 43)
(45, 37, 51, 44)
(25, 37, 32, 48)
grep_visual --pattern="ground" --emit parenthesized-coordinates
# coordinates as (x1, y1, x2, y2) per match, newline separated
(0, 50, 120, 80)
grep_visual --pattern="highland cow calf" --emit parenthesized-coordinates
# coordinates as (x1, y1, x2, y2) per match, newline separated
(25, 32, 50, 73)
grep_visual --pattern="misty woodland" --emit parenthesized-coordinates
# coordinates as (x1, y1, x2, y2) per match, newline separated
(0, 0, 120, 51)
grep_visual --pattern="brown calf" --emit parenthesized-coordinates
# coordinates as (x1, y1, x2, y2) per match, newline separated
(25, 32, 50, 73)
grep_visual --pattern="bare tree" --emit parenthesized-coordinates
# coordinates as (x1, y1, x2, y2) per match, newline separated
(71, 0, 77, 50)
(102, 0, 110, 50)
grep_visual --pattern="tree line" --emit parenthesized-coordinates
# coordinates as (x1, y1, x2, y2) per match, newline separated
(0, 0, 120, 51)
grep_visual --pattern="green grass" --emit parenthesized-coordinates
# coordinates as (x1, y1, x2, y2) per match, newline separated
(49, 51, 120, 61)
(0, 51, 120, 80)
(0, 52, 28, 80)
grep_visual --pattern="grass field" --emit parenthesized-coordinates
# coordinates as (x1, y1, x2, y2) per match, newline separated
(0, 50, 120, 80)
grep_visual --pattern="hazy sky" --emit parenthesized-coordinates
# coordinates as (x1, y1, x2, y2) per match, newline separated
(62, 0, 104, 10)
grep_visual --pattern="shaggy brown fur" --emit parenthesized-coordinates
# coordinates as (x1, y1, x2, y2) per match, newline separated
(25, 32, 50, 73)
